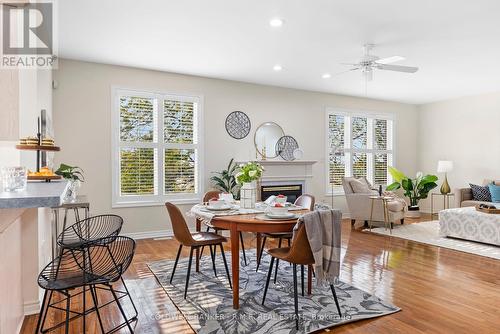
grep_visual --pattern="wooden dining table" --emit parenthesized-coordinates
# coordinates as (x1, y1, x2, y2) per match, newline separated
(195, 209, 309, 309)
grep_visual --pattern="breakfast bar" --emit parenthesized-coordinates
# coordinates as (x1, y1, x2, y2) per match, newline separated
(0, 181, 67, 334)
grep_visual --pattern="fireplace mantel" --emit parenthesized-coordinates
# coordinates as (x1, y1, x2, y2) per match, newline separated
(239, 160, 318, 195)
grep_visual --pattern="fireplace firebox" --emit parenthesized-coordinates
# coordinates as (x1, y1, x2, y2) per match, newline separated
(260, 184, 303, 203)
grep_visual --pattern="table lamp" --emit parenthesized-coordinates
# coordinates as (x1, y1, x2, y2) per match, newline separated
(437, 160, 453, 194)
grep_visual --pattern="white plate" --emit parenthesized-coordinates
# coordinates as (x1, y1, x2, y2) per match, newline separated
(266, 212, 296, 219)
(255, 213, 299, 221)
(204, 205, 233, 211)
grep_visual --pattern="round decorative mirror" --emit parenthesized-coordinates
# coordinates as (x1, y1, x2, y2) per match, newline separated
(254, 122, 285, 159)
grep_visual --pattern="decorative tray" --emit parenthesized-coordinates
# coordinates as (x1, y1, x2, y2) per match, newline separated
(475, 205, 500, 214)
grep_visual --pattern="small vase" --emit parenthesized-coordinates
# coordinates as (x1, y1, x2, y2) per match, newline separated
(240, 181, 257, 209)
(64, 179, 80, 203)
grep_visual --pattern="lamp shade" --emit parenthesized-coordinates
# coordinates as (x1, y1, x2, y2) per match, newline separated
(437, 160, 453, 173)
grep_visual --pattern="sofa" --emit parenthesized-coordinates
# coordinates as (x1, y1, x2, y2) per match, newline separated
(454, 179, 500, 207)
(343, 177, 406, 228)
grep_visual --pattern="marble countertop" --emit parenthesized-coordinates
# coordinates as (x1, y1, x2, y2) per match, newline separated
(0, 181, 67, 209)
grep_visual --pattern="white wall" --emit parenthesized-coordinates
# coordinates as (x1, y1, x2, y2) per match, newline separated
(417, 92, 500, 211)
(53, 59, 418, 235)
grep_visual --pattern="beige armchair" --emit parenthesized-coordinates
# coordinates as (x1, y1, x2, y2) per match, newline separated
(343, 177, 406, 228)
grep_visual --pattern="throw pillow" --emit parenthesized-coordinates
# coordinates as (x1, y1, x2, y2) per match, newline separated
(469, 183, 492, 202)
(488, 182, 500, 203)
(350, 178, 371, 193)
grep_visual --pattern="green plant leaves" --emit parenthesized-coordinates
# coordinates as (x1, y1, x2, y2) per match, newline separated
(209, 158, 240, 199)
(388, 166, 405, 183)
(55, 163, 84, 182)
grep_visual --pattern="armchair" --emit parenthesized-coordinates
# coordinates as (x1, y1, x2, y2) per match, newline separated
(343, 177, 405, 228)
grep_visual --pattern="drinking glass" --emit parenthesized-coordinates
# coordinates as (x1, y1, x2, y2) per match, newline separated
(1, 166, 28, 192)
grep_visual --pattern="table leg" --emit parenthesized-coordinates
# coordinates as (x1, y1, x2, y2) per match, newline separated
(256, 233, 262, 262)
(431, 194, 434, 218)
(369, 199, 374, 231)
(195, 219, 201, 273)
(307, 265, 312, 295)
(230, 225, 240, 309)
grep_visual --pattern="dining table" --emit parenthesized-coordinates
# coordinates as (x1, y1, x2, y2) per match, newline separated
(192, 204, 310, 309)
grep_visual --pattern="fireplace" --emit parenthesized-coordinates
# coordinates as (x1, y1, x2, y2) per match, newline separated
(260, 184, 303, 203)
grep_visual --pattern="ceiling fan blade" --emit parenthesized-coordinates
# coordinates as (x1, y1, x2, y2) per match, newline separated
(331, 67, 360, 77)
(376, 56, 405, 64)
(377, 64, 418, 73)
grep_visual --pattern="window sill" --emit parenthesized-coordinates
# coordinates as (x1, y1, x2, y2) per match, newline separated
(112, 197, 201, 208)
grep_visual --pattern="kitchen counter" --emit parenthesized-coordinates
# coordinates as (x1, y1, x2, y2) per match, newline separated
(0, 181, 67, 209)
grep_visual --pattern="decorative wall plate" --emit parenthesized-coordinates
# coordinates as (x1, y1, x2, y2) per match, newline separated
(276, 135, 299, 161)
(225, 111, 251, 139)
(292, 148, 304, 160)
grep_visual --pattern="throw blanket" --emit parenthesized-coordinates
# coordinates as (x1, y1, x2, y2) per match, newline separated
(293, 209, 342, 285)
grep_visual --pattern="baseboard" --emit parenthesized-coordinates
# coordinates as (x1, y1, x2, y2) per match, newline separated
(122, 229, 174, 240)
(24, 299, 40, 315)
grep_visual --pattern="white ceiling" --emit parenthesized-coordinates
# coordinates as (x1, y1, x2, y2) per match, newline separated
(58, 0, 500, 104)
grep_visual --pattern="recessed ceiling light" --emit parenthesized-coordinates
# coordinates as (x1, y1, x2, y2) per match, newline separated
(273, 64, 283, 71)
(322, 73, 331, 79)
(269, 18, 284, 27)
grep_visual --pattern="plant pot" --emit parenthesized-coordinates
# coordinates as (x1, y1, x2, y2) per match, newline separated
(240, 181, 257, 209)
(405, 205, 421, 218)
(63, 179, 80, 203)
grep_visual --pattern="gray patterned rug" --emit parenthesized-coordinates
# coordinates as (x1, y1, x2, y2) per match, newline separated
(147, 249, 399, 333)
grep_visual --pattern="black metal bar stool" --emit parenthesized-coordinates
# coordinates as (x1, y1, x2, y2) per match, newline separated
(51, 195, 90, 260)
(35, 236, 137, 334)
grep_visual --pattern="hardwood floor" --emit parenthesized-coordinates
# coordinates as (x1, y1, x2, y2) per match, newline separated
(22, 217, 500, 333)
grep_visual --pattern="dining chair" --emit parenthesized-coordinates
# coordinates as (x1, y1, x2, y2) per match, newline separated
(166, 202, 232, 299)
(199, 190, 248, 266)
(261, 223, 342, 330)
(256, 194, 315, 274)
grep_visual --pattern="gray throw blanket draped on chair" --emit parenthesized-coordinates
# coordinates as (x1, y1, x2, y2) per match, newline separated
(293, 209, 342, 285)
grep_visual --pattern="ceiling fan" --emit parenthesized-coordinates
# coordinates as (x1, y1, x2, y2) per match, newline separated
(339, 44, 419, 81)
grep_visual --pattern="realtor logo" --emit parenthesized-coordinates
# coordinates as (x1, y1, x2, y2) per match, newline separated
(1, 1, 57, 68)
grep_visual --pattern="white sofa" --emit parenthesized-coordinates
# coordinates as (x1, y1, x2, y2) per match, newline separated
(343, 177, 406, 228)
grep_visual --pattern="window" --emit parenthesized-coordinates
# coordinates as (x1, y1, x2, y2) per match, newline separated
(112, 88, 203, 207)
(326, 109, 394, 194)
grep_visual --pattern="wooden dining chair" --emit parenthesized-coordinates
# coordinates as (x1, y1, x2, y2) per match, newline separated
(199, 190, 248, 266)
(165, 202, 232, 299)
(256, 194, 315, 274)
(261, 223, 342, 330)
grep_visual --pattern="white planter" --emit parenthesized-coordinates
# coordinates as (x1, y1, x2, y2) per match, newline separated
(240, 181, 257, 209)
(405, 207, 421, 218)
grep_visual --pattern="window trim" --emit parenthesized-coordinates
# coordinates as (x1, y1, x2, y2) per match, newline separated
(325, 108, 396, 196)
(111, 86, 204, 208)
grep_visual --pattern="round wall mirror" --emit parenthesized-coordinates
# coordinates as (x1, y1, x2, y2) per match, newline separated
(254, 122, 285, 159)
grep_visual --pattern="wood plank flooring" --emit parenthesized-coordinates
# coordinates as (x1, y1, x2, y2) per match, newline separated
(21, 217, 500, 333)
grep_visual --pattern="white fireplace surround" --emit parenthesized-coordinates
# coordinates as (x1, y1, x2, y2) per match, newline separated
(239, 160, 317, 196)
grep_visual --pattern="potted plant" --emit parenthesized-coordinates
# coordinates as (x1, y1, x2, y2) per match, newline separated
(386, 166, 438, 217)
(210, 158, 240, 199)
(55, 163, 84, 202)
(236, 162, 264, 209)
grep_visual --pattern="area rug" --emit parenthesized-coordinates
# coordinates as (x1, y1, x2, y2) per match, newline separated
(147, 249, 399, 333)
(368, 221, 500, 260)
